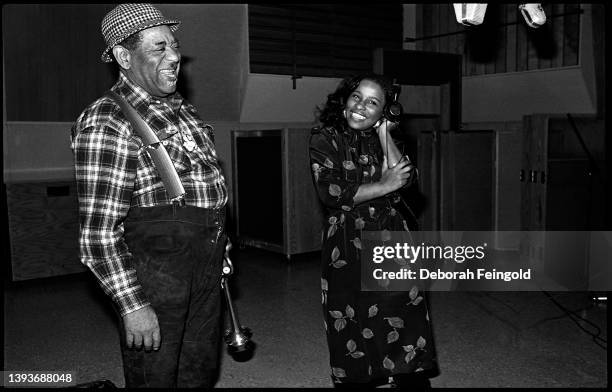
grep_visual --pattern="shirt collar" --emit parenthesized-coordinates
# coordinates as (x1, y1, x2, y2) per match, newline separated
(113, 72, 184, 115)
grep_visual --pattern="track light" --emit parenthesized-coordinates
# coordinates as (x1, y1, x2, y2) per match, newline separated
(519, 4, 547, 28)
(452, 4, 488, 26)
(453, 4, 547, 28)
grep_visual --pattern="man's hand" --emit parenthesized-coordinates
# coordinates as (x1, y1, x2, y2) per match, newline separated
(122, 305, 161, 351)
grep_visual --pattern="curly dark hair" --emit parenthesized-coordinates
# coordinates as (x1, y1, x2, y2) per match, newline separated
(315, 73, 397, 132)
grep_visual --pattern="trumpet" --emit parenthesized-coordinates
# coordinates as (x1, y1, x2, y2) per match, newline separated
(221, 239, 254, 359)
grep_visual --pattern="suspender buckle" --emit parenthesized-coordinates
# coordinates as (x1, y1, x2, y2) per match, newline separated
(171, 194, 186, 207)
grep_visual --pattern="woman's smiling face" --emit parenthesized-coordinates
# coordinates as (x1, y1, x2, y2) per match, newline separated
(344, 79, 386, 131)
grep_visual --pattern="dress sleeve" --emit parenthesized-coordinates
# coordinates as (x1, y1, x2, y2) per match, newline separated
(309, 128, 359, 211)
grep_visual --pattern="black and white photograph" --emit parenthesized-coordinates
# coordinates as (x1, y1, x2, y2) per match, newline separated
(2, 3, 608, 389)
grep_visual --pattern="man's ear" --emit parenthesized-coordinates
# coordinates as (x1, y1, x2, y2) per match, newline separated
(112, 46, 131, 70)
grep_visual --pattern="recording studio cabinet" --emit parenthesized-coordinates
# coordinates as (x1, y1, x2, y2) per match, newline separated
(231, 128, 324, 260)
(4, 123, 86, 281)
(519, 114, 606, 290)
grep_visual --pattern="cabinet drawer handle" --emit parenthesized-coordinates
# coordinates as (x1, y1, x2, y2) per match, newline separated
(530, 170, 537, 183)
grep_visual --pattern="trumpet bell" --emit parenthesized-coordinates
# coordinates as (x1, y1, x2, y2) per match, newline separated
(224, 326, 252, 351)
(224, 326, 255, 361)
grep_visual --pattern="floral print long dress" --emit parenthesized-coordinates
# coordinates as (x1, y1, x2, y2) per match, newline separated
(309, 125, 437, 384)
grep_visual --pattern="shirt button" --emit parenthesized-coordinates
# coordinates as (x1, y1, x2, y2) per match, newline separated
(162, 140, 169, 146)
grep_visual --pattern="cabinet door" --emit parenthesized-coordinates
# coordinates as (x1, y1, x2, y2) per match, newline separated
(284, 128, 324, 255)
(418, 130, 494, 231)
(520, 114, 549, 231)
(6, 182, 86, 281)
(232, 128, 323, 259)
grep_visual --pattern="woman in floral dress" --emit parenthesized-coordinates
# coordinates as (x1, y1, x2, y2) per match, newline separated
(309, 74, 437, 389)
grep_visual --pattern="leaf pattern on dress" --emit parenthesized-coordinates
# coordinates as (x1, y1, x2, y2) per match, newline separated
(345, 305, 355, 319)
(323, 158, 334, 169)
(321, 278, 328, 291)
(416, 336, 426, 349)
(332, 367, 346, 378)
(332, 139, 339, 151)
(403, 344, 415, 352)
(342, 160, 356, 170)
(355, 217, 365, 230)
(403, 344, 416, 363)
(368, 304, 379, 318)
(346, 339, 357, 352)
(362, 328, 374, 339)
(404, 350, 416, 363)
(383, 356, 395, 370)
(329, 184, 342, 197)
(331, 247, 340, 261)
(327, 224, 337, 239)
(387, 330, 399, 343)
(329, 310, 344, 319)
(331, 260, 347, 268)
(351, 237, 362, 249)
(350, 351, 365, 359)
(410, 296, 423, 306)
(334, 318, 347, 332)
(409, 286, 418, 300)
(385, 317, 405, 328)
(358, 154, 369, 165)
(312, 163, 321, 182)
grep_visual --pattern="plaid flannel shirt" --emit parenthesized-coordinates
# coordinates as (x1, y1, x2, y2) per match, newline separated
(71, 72, 228, 316)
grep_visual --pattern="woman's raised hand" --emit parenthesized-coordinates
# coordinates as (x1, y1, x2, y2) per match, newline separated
(380, 155, 413, 194)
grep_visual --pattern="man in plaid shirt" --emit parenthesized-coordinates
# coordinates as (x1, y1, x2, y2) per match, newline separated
(71, 4, 228, 388)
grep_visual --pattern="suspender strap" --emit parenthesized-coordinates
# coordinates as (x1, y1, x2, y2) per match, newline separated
(105, 90, 186, 205)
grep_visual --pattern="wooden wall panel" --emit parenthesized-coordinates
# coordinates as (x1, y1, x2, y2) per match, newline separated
(551, 4, 566, 68)
(493, 5, 507, 74)
(422, 5, 435, 52)
(416, 4, 582, 77)
(3, 5, 116, 121)
(3, 4, 247, 122)
(537, 3, 554, 70)
(505, 5, 518, 73)
(248, 4, 402, 78)
(516, 21, 529, 72)
(563, 4, 580, 66)
(439, 4, 449, 54)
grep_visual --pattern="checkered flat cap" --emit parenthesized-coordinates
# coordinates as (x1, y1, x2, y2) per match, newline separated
(100, 3, 180, 63)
